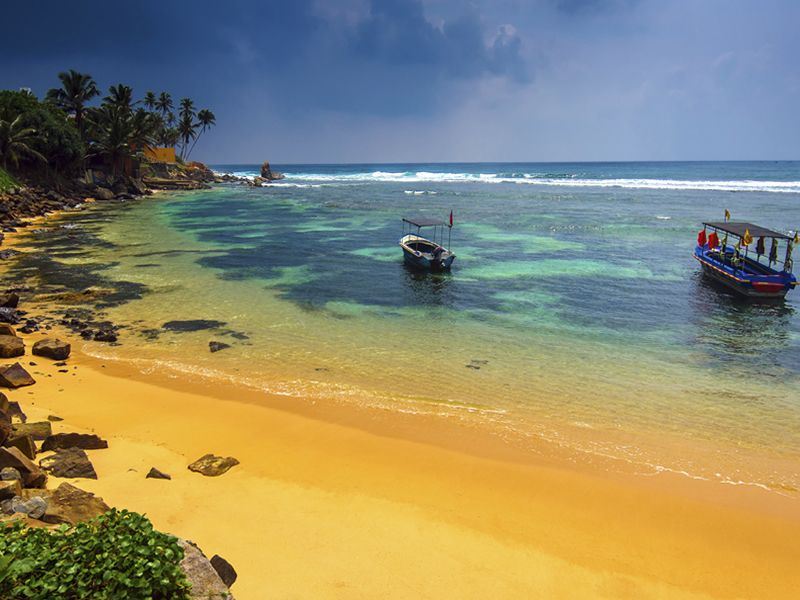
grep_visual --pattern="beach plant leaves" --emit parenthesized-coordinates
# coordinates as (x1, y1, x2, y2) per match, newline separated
(0, 509, 190, 599)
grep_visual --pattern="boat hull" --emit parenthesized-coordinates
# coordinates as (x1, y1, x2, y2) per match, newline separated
(694, 246, 796, 299)
(402, 247, 455, 271)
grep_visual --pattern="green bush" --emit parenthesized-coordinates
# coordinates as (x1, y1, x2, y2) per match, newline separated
(0, 90, 84, 175)
(0, 166, 17, 191)
(0, 509, 190, 599)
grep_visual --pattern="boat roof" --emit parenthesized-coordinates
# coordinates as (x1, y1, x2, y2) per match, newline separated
(703, 221, 792, 240)
(403, 217, 446, 228)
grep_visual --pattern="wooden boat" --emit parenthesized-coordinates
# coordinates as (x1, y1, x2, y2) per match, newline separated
(399, 216, 455, 271)
(694, 220, 797, 299)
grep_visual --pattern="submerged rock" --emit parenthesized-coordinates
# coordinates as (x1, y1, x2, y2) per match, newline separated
(32, 338, 71, 360)
(0, 363, 36, 388)
(40, 482, 110, 525)
(42, 432, 108, 452)
(163, 320, 227, 332)
(39, 447, 97, 479)
(187, 454, 239, 477)
(208, 341, 231, 353)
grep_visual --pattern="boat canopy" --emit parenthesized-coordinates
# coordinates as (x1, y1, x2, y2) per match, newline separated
(703, 221, 792, 240)
(402, 217, 446, 228)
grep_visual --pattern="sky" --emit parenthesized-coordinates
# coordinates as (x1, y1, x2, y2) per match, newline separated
(1, 0, 799, 164)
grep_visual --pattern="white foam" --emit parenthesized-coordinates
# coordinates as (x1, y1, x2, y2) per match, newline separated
(279, 170, 800, 193)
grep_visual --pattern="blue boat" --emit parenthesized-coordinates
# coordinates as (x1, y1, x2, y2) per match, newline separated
(694, 220, 797, 299)
(399, 216, 455, 271)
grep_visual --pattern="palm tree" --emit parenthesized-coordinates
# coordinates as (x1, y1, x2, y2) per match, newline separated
(186, 109, 216, 160)
(87, 105, 156, 179)
(143, 91, 157, 112)
(155, 92, 173, 122)
(0, 115, 46, 170)
(104, 84, 135, 112)
(177, 98, 197, 159)
(45, 70, 99, 133)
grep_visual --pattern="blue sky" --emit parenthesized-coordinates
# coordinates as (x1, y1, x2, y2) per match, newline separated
(2, 0, 799, 163)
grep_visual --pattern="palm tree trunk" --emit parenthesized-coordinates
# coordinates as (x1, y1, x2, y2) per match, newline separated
(185, 128, 205, 161)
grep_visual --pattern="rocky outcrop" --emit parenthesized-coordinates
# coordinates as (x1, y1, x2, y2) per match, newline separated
(32, 338, 71, 360)
(0, 324, 16, 337)
(40, 482, 110, 525)
(0, 363, 36, 388)
(12, 421, 51, 441)
(92, 187, 115, 201)
(210, 555, 238, 588)
(260, 161, 284, 181)
(0, 447, 46, 488)
(179, 540, 235, 600)
(4, 433, 36, 460)
(187, 454, 239, 477)
(8, 495, 47, 519)
(41, 433, 108, 452)
(39, 447, 97, 479)
(0, 479, 21, 500)
(0, 293, 19, 308)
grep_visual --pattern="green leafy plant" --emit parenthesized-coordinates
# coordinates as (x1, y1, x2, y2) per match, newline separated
(0, 509, 190, 599)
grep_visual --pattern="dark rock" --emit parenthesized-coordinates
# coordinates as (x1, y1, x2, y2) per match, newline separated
(260, 160, 284, 181)
(47, 415, 64, 422)
(40, 482, 110, 525)
(0, 335, 24, 358)
(5, 401, 26, 423)
(0, 293, 19, 308)
(178, 540, 234, 600)
(0, 363, 35, 388)
(187, 454, 239, 477)
(210, 555, 238, 588)
(0, 391, 7, 414)
(39, 448, 97, 479)
(0, 250, 18, 260)
(0, 467, 21, 481)
(94, 330, 117, 342)
(0, 479, 21, 500)
(12, 421, 51, 441)
(163, 320, 226, 332)
(80, 329, 94, 339)
(93, 187, 114, 201)
(0, 307, 20, 324)
(32, 338, 71, 360)
(11, 495, 47, 519)
(0, 324, 16, 337)
(4, 434, 36, 460)
(146, 467, 171, 480)
(41, 433, 108, 452)
(0, 419, 10, 446)
(0, 447, 47, 487)
(209, 341, 231, 353)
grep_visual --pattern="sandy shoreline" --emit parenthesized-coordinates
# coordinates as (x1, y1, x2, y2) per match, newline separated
(8, 339, 799, 599)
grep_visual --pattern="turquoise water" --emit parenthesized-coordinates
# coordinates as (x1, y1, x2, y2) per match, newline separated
(4, 161, 800, 493)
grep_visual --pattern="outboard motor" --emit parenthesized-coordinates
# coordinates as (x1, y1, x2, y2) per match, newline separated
(432, 246, 445, 270)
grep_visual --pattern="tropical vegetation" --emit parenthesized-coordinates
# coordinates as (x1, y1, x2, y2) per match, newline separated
(0, 509, 190, 600)
(0, 69, 216, 183)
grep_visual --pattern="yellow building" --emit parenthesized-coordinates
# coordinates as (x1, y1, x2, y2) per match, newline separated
(144, 147, 176, 163)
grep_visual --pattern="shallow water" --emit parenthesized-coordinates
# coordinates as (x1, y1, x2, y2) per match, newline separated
(4, 161, 800, 494)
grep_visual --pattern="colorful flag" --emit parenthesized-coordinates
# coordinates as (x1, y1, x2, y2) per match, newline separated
(724, 209, 731, 222)
(742, 228, 753, 246)
(449, 210, 453, 227)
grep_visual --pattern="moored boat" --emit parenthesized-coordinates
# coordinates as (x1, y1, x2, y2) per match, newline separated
(399, 216, 455, 271)
(694, 218, 797, 299)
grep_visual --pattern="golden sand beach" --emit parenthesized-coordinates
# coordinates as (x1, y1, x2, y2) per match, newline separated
(10, 339, 799, 599)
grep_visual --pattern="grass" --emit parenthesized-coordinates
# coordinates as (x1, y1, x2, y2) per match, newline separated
(0, 166, 18, 192)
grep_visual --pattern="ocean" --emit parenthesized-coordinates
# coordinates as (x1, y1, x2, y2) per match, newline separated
(5, 161, 800, 494)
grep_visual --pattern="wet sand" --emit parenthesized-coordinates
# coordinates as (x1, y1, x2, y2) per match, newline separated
(14, 342, 800, 599)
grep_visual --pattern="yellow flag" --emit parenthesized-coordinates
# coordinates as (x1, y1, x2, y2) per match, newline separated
(794, 231, 799, 244)
(742, 228, 752, 246)
(724, 209, 731, 222)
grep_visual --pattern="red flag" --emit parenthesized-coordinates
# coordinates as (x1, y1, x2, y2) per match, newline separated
(449, 210, 453, 227)
(697, 230, 707, 247)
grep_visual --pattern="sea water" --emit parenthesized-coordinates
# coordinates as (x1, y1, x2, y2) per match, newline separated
(5, 161, 800, 494)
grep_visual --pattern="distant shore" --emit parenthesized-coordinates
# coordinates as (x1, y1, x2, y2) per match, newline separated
(1, 189, 799, 597)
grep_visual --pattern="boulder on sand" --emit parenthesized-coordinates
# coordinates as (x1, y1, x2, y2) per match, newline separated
(179, 540, 236, 600)
(0, 335, 24, 358)
(32, 338, 71, 360)
(187, 454, 239, 477)
(0, 324, 16, 336)
(146, 467, 171, 480)
(4, 433, 36, 460)
(41, 482, 110, 525)
(41, 432, 108, 452)
(0, 447, 47, 488)
(208, 341, 230, 353)
(0, 293, 19, 309)
(0, 363, 35, 388)
(39, 447, 97, 479)
(12, 421, 51, 441)
(93, 187, 115, 200)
